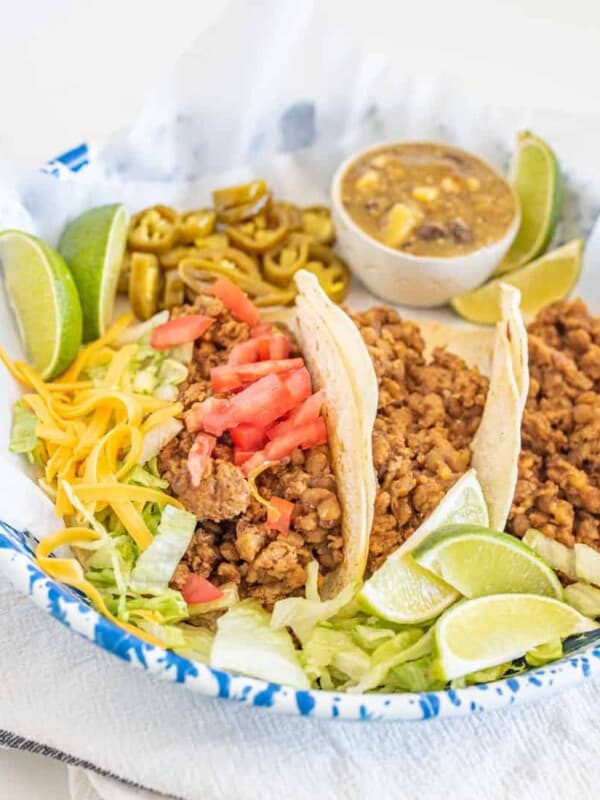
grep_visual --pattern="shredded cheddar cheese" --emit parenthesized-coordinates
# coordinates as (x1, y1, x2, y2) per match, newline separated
(35, 538, 164, 647)
(0, 312, 192, 649)
(247, 460, 278, 515)
(0, 314, 183, 552)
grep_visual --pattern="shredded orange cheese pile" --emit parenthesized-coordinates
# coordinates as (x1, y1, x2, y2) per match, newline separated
(0, 314, 186, 647)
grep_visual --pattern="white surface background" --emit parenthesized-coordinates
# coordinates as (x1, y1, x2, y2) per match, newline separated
(2, 0, 600, 796)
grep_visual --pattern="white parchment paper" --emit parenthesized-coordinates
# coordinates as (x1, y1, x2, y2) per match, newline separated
(2, 2, 600, 796)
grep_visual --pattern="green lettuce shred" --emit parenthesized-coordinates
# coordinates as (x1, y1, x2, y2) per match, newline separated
(211, 599, 309, 688)
(129, 505, 196, 595)
(10, 402, 42, 464)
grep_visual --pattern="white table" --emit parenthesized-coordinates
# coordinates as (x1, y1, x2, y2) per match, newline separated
(2, 0, 600, 795)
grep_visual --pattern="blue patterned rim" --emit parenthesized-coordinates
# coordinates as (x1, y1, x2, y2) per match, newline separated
(2, 519, 600, 722)
(1, 143, 599, 722)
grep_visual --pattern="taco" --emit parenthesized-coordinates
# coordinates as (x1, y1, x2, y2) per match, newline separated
(294, 271, 527, 573)
(154, 276, 372, 607)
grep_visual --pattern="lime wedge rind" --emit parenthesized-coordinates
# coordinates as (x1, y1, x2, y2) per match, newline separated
(495, 131, 563, 276)
(413, 525, 564, 600)
(59, 204, 129, 342)
(433, 593, 597, 681)
(357, 555, 459, 625)
(0, 230, 82, 379)
(451, 238, 582, 325)
(357, 472, 488, 624)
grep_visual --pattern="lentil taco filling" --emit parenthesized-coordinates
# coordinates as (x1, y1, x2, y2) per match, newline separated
(349, 306, 489, 573)
(509, 299, 600, 550)
(158, 291, 343, 608)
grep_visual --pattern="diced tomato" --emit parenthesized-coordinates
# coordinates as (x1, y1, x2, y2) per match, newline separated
(250, 323, 273, 338)
(210, 277, 260, 327)
(202, 403, 237, 437)
(210, 358, 303, 394)
(210, 366, 245, 394)
(228, 339, 260, 366)
(255, 333, 291, 361)
(181, 573, 223, 604)
(185, 397, 230, 433)
(150, 315, 213, 350)
(230, 423, 266, 450)
(281, 366, 313, 405)
(230, 333, 291, 364)
(187, 433, 216, 487)
(266, 497, 294, 534)
(264, 417, 327, 461)
(267, 390, 324, 440)
(241, 450, 267, 475)
(230, 373, 297, 429)
(233, 448, 254, 466)
(256, 337, 272, 360)
(267, 333, 291, 360)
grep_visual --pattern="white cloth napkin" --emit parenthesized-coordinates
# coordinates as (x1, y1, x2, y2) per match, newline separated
(2, 578, 600, 800)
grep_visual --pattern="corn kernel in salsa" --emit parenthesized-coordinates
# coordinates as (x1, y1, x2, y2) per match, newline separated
(341, 143, 517, 257)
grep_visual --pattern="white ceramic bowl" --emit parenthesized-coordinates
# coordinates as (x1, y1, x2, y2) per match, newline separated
(331, 142, 521, 307)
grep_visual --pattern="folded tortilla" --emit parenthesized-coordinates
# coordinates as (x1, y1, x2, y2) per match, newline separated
(294, 270, 527, 578)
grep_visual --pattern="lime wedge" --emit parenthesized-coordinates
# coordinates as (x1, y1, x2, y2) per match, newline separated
(59, 204, 129, 342)
(357, 471, 488, 624)
(434, 594, 596, 680)
(451, 239, 582, 325)
(495, 131, 563, 276)
(0, 230, 82, 379)
(413, 525, 564, 599)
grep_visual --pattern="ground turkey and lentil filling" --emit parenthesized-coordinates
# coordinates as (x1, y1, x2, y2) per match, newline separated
(158, 294, 343, 609)
(349, 307, 489, 574)
(508, 299, 600, 550)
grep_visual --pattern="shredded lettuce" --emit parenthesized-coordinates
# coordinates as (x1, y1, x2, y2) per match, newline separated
(60, 480, 108, 538)
(301, 626, 371, 687)
(136, 619, 188, 648)
(159, 358, 188, 387)
(525, 639, 563, 667)
(188, 582, 240, 617)
(174, 625, 214, 663)
(211, 599, 309, 688)
(128, 464, 169, 490)
(116, 310, 169, 346)
(102, 588, 188, 625)
(384, 656, 445, 692)
(129, 339, 189, 398)
(565, 581, 600, 617)
(271, 575, 358, 644)
(138, 418, 183, 465)
(352, 624, 396, 652)
(10, 402, 42, 464)
(349, 628, 433, 693)
(450, 662, 516, 688)
(129, 505, 196, 595)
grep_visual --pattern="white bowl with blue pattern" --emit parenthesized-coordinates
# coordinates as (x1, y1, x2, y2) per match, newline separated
(2, 129, 600, 722)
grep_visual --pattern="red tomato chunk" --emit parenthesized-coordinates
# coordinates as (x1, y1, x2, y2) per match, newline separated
(209, 277, 260, 327)
(210, 358, 304, 393)
(185, 397, 231, 434)
(187, 433, 216, 486)
(264, 417, 327, 461)
(267, 390, 324, 440)
(230, 423, 266, 450)
(182, 573, 223, 604)
(266, 497, 294, 534)
(150, 315, 214, 350)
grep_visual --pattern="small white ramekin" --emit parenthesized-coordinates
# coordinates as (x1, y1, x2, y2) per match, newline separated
(331, 142, 521, 307)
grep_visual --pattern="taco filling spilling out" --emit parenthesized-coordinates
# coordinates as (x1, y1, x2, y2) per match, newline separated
(157, 287, 344, 608)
